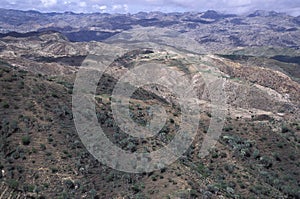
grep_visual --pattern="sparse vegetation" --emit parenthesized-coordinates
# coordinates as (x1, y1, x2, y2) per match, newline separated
(7, 179, 19, 189)
(0, 13, 299, 198)
(2, 102, 9, 108)
(21, 135, 31, 145)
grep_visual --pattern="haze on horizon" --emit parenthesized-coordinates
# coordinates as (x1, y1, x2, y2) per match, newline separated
(0, 0, 300, 16)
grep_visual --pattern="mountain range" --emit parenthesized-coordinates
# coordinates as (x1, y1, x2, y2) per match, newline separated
(1, 9, 300, 51)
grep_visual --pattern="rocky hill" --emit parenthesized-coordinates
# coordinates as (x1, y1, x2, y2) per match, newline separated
(0, 9, 299, 199)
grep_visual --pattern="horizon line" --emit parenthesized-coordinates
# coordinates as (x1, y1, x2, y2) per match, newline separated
(0, 7, 294, 17)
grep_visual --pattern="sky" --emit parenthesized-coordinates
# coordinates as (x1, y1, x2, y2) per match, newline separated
(1, 0, 300, 16)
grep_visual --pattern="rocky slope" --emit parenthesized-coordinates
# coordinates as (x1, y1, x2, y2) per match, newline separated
(0, 30, 299, 198)
(0, 9, 299, 199)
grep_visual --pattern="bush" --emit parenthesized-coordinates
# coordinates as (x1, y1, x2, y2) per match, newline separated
(132, 184, 141, 193)
(2, 102, 9, 108)
(51, 93, 59, 98)
(40, 144, 46, 150)
(48, 137, 54, 143)
(252, 148, 260, 159)
(195, 163, 210, 177)
(259, 156, 273, 169)
(23, 184, 35, 192)
(281, 125, 290, 133)
(223, 126, 233, 132)
(64, 179, 75, 189)
(7, 179, 19, 189)
(50, 167, 58, 173)
(224, 164, 235, 174)
(282, 185, 300, 198)
(22, 135, 31, 145)
(289, 154, 296, 161)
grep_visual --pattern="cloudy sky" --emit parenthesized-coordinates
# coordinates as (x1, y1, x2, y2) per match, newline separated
(1, 0, 300, 16)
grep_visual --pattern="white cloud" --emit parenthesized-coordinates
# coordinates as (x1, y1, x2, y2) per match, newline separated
(112, 4, 129, 13)
(123, 4, 129, 12)
(112, 4, 123, 11)
(79, 2, 87, 7)
(41, 0, 57, 7)
(99, 5, 107, 10)
(92, 4, 107, 12)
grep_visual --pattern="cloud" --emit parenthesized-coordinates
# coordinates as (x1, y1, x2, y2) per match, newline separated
(124, 4, 129, 12)
(112, 4, 129, 13)
(78, 2, 87, 7)
(41, 0, 57, 7)
(112, 4, 123, 11)
(92, 4, 107, 12)
(99, 5, 107, 10)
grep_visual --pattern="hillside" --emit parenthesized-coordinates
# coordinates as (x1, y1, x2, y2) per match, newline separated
(0, 9, 299, 199)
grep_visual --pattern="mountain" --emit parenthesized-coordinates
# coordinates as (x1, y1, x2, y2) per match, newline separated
(0, 9, 299, 199)
(247, 10, 287, 17)
(0, 8, 300, 52)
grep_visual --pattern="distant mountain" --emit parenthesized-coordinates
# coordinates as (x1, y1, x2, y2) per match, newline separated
(0, 8, 299, 52)
(201, 10, 237, 19)
(247, 10, 286, 17)
(293, 15, 300, 25)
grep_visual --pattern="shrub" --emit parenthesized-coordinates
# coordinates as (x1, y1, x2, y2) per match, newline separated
(272, 152, 281, 162)
(48, 137, 54, 143)
(18, 81, 25, 89)
(282, 185, 300, 198)
(64, 179, 75, 189)
(50, 167, 58, 173)
(23, 184, 35, 192)
(51, 93, 59, 98)
(40, 144, 46, 150)
(289, 154, 296, 161)
(224, 164, 235, 174)
(281, 125, 290, 133)
(223, 126, 233, 132)
(132, 184, 141, 193)
(212, 152, 219, 159)
(32, 147, 37, 154)
(22, 135, 31, 145)
(195, 163, 210, 177)
(2, 102, 9, 108)
(151, 175, 158, 181)
(252, 148, 260, 159)
(7, 179, 19, 189)
(260, 156, 273, 169)
(220, 152, 227, 158)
